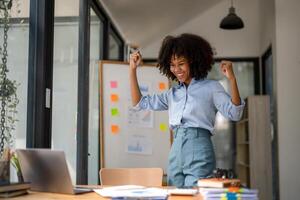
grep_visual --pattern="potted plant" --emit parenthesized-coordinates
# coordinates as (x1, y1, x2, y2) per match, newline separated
(0, 0, 20, 185)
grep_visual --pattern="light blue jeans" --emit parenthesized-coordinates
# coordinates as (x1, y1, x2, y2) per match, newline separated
(167, 127, 216, 187)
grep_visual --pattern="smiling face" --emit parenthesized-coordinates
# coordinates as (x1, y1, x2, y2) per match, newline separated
(170, 55, 192, 85)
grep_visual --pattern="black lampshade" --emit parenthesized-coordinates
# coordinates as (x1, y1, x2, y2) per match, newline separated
(220, 6, 244, 30)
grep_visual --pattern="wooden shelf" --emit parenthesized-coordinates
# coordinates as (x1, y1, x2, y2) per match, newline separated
(237, 118, 249, 123)
(238, 142, 249, 145)
(235, 96, 272, 200)
(237, 161, 250, 167)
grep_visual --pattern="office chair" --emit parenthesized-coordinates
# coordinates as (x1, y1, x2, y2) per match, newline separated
(99, 168, 163, 187)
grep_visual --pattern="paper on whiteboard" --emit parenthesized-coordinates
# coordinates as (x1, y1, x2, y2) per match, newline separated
(127, 107, 154, 128)
(126, 133, 153, 155)
(139, 84, 149, 95)
(126, 82, 154, 128)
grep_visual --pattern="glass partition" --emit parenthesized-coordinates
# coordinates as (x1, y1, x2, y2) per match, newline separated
(88, 8, 103, 185)
(52, 0, 79, 184)
(208, 61, 255, 169)
(108, 32, 121, 60)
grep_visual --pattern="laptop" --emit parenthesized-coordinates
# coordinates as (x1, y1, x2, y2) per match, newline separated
(16, 149, 92, 194)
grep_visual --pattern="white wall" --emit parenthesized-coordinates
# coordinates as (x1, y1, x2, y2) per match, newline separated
(11, 0, 80, 18)
(275, 0, 300, 199)
(259, 0, 276, 90)
(55, 0, 79, 17)
(259, 0, 276, 54)
(142, 0, 261, 58)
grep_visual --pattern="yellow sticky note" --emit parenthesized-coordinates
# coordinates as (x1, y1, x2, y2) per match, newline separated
(159, 82, 166, 90)
(111, 125, 119, 134)
(111, 108, 119, 116)
(159, 123, 168, 132)
(111, 94, 119, 102)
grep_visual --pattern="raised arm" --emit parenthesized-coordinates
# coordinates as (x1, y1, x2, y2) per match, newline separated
(129, 51, 142, 106)
(220, 60, 241, 105)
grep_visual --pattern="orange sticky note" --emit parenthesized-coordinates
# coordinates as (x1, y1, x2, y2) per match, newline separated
(111, 125, 119, 134)
(111, 94, 119, 102)
(110, 81, 118, 88)
(159, 82, 166, 90)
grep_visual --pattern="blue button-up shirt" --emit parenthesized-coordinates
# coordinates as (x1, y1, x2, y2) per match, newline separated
(134, 78, 245, 133)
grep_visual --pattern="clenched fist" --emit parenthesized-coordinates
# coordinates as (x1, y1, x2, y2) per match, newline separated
(220, 60, 236, 81)
(130, 51, 142, 70)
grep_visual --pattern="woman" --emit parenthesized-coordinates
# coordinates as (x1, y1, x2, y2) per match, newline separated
(129, 33, 245, 187)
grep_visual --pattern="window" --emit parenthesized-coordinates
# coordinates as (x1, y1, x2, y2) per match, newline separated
(108, 30, 123, 60)
(22, 0, 124, 184)
(207, 59, 258, 169)
(52, 0, 79, 184)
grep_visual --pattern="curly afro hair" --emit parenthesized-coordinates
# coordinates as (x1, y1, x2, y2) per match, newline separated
(157, 33, 214, 81)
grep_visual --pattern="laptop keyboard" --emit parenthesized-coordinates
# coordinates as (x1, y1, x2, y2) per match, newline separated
(73, 187, 93, 194)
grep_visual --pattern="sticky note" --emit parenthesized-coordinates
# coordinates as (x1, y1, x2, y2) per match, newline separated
(111, 125, 119, 134)
(159, 82, 166, 90)
(159, 123, 168, 132)
(110, 81, 118, 88)
(111, 94, 119, 102)
(111, 108, 119, 116)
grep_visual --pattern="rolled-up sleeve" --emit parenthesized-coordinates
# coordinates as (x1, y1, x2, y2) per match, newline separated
(132, 91, 169, 111)
(213, 82, 245, 121)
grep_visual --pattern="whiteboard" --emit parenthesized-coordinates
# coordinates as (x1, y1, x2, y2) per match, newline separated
(99, 61, 171, 173)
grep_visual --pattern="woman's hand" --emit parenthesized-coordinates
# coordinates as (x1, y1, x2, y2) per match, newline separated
(129, 51, 142, 105)
(130, 51, 142, 70)
(220, 60, 241, 105)
(220, 60, 235, 81)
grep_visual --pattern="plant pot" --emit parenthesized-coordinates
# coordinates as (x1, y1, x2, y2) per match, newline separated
(0, 160, 10, 185)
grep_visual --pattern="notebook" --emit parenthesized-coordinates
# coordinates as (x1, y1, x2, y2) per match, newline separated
(16, 149, 92, 194)
(197, 178, 240, 188)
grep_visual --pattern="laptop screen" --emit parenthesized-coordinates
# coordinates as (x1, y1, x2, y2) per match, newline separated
(16, 149, 75, 194)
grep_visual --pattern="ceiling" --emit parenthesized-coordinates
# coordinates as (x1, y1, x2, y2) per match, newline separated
(100, 0, 222, 48)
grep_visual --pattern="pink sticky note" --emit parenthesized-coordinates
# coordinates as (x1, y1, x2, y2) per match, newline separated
(110, 81, 118, 88)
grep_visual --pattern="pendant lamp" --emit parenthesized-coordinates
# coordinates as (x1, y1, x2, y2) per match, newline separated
(220, 0, 244, 30)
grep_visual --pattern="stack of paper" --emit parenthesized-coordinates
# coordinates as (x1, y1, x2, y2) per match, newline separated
(94, 185, 168, 199)
(200, 188, 258, 200)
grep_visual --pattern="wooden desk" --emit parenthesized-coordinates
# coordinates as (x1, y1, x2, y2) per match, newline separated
(9, 191, 202, 200)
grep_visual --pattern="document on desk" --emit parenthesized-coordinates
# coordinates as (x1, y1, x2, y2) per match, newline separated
(94, 185, 168, 199)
